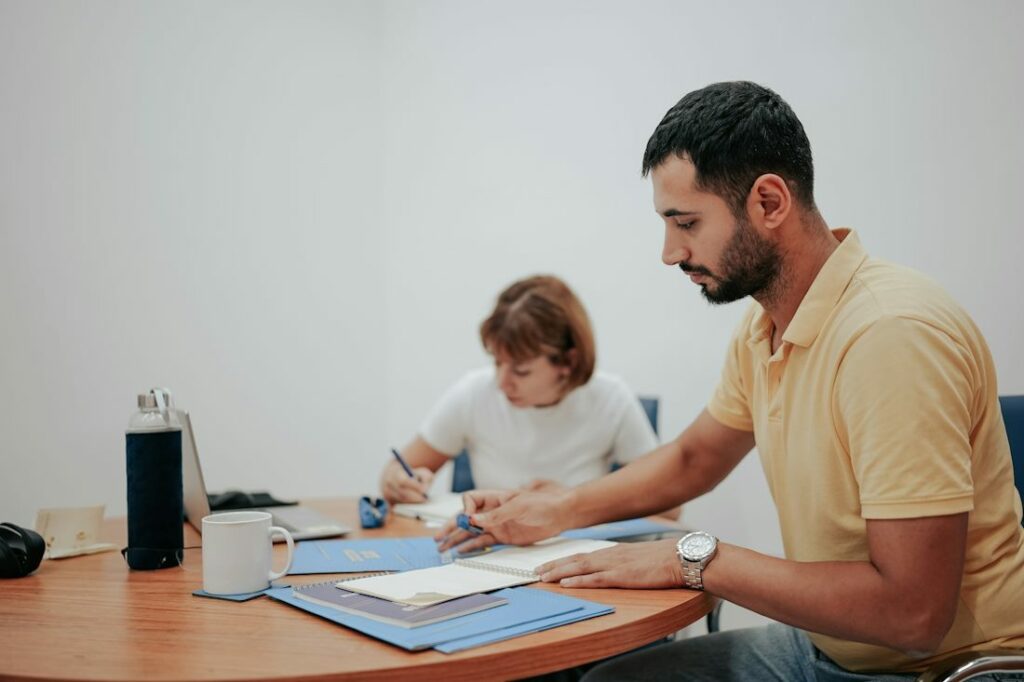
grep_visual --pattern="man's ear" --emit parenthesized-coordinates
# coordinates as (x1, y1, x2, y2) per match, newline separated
(746, 174, 792, 230)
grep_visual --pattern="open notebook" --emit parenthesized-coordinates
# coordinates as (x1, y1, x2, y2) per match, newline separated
(340, 537, 615, 606)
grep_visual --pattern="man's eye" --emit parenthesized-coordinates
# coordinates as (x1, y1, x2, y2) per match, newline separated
(513, 369, 531, 377)
(676, 220, 696, 231)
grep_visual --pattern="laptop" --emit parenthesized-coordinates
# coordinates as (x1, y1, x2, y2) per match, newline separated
(180, 411, 350, 541)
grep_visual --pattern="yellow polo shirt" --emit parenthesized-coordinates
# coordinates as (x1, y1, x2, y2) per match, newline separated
(708, 229, 1024, 673)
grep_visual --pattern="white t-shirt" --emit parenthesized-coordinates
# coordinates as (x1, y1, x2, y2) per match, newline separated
(419, 367, 659, 490)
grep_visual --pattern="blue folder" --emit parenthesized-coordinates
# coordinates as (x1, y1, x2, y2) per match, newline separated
(266, 585, 612, 652)
(433, 596, 613, 653)
(289, 537, 444, 574)
(288, 518, 676, 575)
(561, 517, 677, 541)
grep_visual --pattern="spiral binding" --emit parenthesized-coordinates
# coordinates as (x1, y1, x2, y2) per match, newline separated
(454, 557, 536, 579)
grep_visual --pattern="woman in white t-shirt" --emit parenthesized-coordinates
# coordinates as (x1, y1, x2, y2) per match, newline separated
(379, 275, 661, 505)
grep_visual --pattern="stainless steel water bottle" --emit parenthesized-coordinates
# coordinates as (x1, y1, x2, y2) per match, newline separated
(124, 388, 183, 570)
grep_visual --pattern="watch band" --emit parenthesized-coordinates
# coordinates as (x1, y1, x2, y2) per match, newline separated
(675, 531, 718, 591)
(679, 557, 707, 590)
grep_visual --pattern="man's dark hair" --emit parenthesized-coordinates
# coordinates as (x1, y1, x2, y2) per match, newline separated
(642, 81, 816, 214)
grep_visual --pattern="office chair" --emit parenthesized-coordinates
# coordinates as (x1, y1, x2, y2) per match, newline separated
(914, 394, 1024, 682)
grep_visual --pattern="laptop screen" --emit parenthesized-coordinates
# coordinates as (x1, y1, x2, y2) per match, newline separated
(180, 410, 212, 533)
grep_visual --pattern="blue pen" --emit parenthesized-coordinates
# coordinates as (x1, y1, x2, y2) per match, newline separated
(391, 447, 428, 499)
(456, 513, 484, 536)
(390, 448, 415, 478)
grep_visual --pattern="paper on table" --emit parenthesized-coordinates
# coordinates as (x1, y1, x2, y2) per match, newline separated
(392, 492, 465, 523)
(456, 538, 615, 574)
(341, 538, 615, 606)
(35, 505, 118, 559)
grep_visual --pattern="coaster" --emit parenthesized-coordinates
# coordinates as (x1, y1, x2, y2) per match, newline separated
(192, 588, 270, 602)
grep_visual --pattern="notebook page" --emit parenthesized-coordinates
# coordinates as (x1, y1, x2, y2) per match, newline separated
(340, 563, 531, 606)
(457, 538, 616, 574)
(392, 493, 465, 522)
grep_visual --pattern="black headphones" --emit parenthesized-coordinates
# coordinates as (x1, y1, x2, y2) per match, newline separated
(0, 522, 46, 578)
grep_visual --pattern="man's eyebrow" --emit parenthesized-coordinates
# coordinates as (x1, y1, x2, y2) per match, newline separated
(660, 209, 700, 218)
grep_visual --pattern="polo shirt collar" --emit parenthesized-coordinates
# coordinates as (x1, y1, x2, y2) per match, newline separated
(781, 228, 867, 348)
(745, 228, 867, 351)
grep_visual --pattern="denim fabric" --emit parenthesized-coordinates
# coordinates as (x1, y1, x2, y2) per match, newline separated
(580, 624, 1020, 682)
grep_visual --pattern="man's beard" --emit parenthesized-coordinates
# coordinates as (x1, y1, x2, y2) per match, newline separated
(682, 216, 782, 305)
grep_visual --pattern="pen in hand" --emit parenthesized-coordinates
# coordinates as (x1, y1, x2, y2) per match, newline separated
(456, 513, 484, 536)
(391, 447, 428, 499)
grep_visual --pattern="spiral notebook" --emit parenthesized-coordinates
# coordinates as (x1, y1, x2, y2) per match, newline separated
(340, 537, 615, 606)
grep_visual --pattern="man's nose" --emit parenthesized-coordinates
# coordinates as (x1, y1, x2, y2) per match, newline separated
(663, 231, 691, 266)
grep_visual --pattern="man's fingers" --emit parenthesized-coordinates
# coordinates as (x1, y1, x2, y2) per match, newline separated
(560, 571, 613, 588)
(436, 527, 474, 552)
(453, 533, 496, 555)
(433, 519, 460, 547)
(537, 553, 593, 582)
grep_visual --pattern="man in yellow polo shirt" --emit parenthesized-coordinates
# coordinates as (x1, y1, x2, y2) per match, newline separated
(437, 81, 1024, 680)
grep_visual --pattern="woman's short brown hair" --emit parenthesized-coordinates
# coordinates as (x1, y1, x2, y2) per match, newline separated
(479, 275, 596, 391)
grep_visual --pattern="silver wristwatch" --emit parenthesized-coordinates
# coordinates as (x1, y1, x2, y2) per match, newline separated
(675, 531, 718, 590)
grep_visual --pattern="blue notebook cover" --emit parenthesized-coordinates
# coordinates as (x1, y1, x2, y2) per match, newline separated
(434, 597, 614, 653)
(289, 537, 445, 574)
(292, 581, 507, 627)
(266, 585, 612, 651)
(561, 517, 676, 541)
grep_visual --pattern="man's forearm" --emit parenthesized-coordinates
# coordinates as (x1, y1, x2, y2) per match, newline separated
(569, 438, 718, 528)
(704, 544, 955, 654)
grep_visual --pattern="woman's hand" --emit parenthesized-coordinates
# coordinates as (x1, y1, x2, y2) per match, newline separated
(379, 461, 434, 504)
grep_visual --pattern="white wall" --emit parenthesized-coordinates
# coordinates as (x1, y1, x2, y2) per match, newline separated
(2, 0, 1021, 632)
(0, 0, 387, 512)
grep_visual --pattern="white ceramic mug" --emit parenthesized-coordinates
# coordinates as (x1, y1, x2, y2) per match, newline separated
(201, 511, 294, 595)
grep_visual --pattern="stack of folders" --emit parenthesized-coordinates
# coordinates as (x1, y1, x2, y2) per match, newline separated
(268, 537, 617, 652)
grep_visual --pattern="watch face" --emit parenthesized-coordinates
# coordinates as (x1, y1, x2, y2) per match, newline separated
(681, 532, 716, 561)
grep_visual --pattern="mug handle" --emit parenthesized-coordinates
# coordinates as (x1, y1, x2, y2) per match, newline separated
(267, 526, 295, 581)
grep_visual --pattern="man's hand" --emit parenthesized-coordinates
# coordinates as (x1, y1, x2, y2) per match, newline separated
(434, 488, 575, 552)
(535, 538, 685, 589)
(434, 489, 519, 552)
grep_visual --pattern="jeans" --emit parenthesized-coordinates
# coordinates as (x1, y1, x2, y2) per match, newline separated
(580, 624, 1022, 682)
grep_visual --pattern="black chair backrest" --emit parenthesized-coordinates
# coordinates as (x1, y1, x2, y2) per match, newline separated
(999, 395, 1024, 503)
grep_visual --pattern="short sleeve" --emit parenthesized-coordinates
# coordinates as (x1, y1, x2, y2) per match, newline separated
(418, 372, 476, 457)
(834, 316, 976, 519)
(707, 313, 755, 432)
(610, 394, 659, 465)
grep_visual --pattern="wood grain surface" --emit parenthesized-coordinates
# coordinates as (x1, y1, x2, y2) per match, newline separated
(0, 498, 714, 681)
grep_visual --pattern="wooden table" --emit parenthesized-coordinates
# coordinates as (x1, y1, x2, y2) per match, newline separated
(0, 498, 715, 682)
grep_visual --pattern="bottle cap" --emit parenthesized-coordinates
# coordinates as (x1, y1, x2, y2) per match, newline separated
(137, 394, 158, 409)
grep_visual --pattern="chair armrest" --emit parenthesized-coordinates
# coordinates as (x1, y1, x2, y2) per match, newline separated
(915, 649, 1024, 682)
